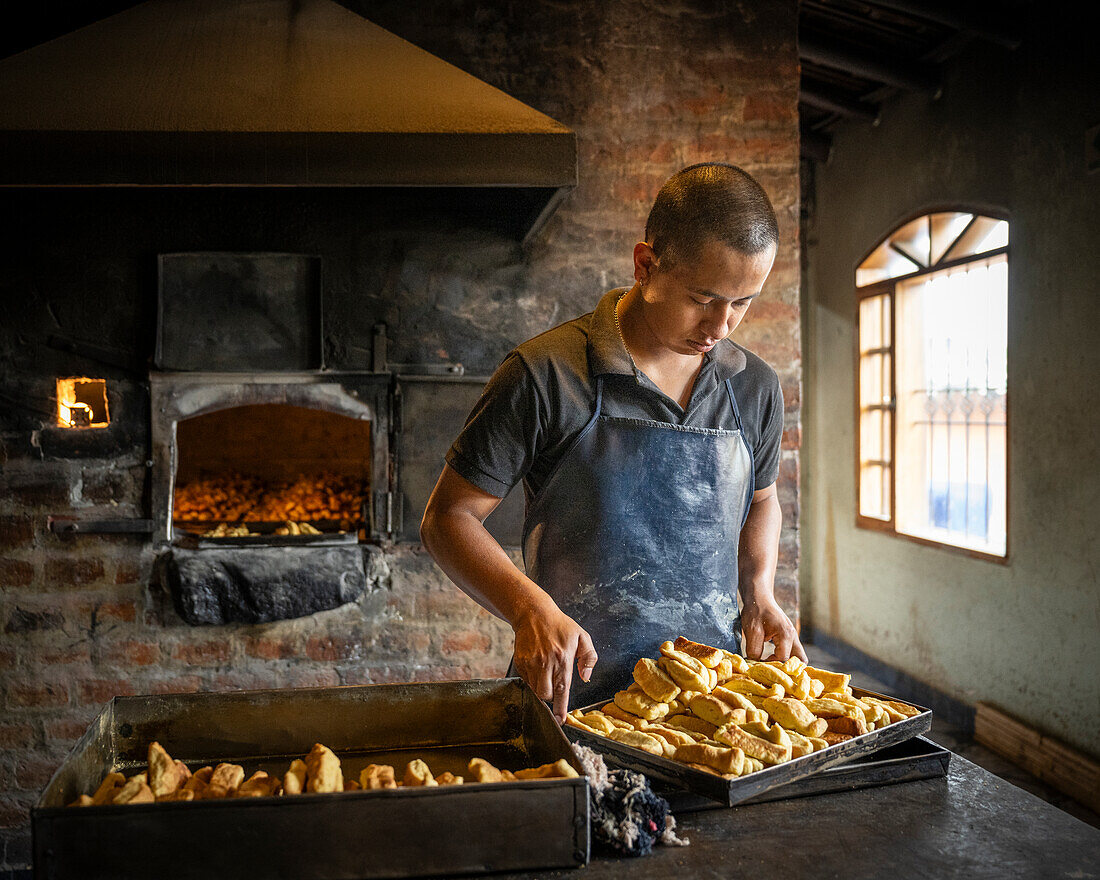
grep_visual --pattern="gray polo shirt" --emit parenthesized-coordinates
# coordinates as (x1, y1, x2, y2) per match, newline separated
(446, 288, 784, 505)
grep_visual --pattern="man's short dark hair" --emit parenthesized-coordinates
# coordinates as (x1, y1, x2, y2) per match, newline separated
(644, 162, 779, 269)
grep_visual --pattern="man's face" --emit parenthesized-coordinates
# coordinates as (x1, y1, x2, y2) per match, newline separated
(635, 239, 776, 357)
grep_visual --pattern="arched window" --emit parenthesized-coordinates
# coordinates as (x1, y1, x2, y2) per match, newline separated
(856, 211, 1009, 559)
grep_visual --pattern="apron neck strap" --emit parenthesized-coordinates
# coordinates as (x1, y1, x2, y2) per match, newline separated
(724, 378, 745, 432)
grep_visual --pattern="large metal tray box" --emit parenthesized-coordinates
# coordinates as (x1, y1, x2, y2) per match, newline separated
(565, 686, 931, 807)
(33, 679, 589, 880)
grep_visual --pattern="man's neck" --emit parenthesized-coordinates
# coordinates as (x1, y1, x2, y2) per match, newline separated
(616, 285, 704, 409)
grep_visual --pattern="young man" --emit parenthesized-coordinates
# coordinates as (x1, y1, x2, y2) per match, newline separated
(421, 163, 805, 721)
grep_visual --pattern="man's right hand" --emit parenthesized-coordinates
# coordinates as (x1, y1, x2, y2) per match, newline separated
(512, 605, 598, 723)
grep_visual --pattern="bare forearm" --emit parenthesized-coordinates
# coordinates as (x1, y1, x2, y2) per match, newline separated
(420, 507, 557, 626)
(738, 490, 781, 607)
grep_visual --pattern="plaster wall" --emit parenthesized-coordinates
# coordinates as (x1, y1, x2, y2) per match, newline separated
(803, 10, 1100, 757)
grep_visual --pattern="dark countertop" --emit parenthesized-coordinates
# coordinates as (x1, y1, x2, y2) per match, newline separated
(494, 754, 1100, 880)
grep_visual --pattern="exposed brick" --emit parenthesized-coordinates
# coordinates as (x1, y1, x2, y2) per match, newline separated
(14, 753, 60, 791)
(244, 634, 302, 660)
(0, 795, 31, 829)
(281, 668, 342, 690)
(4, 606, 62, 634)
(77, 678, 135, 706)
(113, 559, 144, 585)
(171, 641, 232, 666)
(5, 473, 72, 509)
(0, 724, 35, 750)
(781, 425, 801, 449)
(102, 639, 161, 667)
(94, 600, 138, 623)
(0, 517, 34, 549)
(304, 635, 361, 663)
(7, 682, 68, 709)
(45, 717, 93, 745)
(440, 630, 492, 656)
(149, 674, 202, 695)
(44, 556, 105, 588)
(35, 645, 93, 665)
(0, 559, 34, 589)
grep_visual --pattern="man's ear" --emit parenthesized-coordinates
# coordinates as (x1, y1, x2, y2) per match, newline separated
(633, 241, 660, 285)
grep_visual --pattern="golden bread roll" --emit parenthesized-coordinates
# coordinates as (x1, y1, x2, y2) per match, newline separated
(714, 656, 736, 683)
(148, 742, 182, 798)
(579, 712, 620, 734)
(283, 759, 307, 795)
(804, 665, 851, 694)
(434, 771, 464, 785)
(205, 763, 245, 799)
(688, 694, 748, 727)
(161, 789, 196, 802)
(613, 688, 669, 721)
(304, 744, 342, 794)
(788, 671, 813, 701)
(715, 722, 792, 765)
(68, 795, 94, 807)
(514, 759, 580, 780)
(805, 697, 864, 722)
(360, 763, 397, 789)
(672, 636, 724, 668)
(720, 650, 751, 675)
(658, 655, 711, 693)
(403, 759, 438, 787)
(645, 724, 700, 747)
(826, 715, 869, 737)
(563, 712, 601, 736)
(721, 675, 784, 699)
(236, 771, 281, 798)
(665, 713, 719, 738)
(633, 657, 682, 703)
(467, 758, 504, 783)
(784, 729, 816, 758)
(747, 662, 796, 691)
(607, 727, 665, 756)
(674, 742, 745, 775)
(711, 686, 759, 713)
(601, 702, 650, 729)
(742, 755, 765, 774)
(821, 731, 853, 746)
(861, 697, 908, 724)
(762, 696, 829, 737)
(113, 776, 155, 805)
(91, 771, 125, 805)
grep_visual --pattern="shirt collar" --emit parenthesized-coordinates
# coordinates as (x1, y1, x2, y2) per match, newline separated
(588, 287, 749, 382)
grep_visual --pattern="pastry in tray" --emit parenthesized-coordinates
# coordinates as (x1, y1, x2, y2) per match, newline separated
(564, 636, 921, 780)
(67, 742, 579, 807)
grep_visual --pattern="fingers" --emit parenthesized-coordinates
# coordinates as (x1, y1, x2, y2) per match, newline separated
(551, 655, 573, 723)
(575, 631, 598, 684)
(742, 620, 765, 660)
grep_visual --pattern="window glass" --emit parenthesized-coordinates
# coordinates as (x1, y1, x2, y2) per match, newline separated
(856, 213, 1007, 557)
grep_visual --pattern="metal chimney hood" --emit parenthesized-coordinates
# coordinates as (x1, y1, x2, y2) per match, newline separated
(0, 0, 577, 241)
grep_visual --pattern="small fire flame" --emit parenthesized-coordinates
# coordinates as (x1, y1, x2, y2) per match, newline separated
(56, 378, 109, 429)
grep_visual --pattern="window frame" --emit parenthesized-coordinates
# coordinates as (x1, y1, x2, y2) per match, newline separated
(854, 208, 1011, 564)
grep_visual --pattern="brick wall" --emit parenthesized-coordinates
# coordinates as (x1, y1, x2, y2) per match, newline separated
(0, 1, 799, 870)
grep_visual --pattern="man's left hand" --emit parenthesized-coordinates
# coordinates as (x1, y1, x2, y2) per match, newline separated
(741, 597, 807, 663)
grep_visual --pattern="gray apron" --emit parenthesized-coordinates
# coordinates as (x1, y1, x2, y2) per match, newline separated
(519, 374, 755, 708)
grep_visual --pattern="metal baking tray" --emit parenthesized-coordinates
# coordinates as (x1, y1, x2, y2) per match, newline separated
(173, 519, 360, 549)
(659, 735, 951, 812)
(33, 679, 589, 880)
(564, 686, 931, 807)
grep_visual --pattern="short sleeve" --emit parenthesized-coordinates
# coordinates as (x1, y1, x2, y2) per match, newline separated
(445, 352, 543, 498)
(753, 379, 784, 489)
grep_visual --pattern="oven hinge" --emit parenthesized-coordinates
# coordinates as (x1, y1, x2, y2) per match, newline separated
(379, 376, 404, 540)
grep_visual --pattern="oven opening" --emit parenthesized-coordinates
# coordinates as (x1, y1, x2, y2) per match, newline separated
(172, 403, 371, 543)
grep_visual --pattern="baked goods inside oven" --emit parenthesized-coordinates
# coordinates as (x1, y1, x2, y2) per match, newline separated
(563, 635, 921, 780)
(67, 741, 581, 807)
